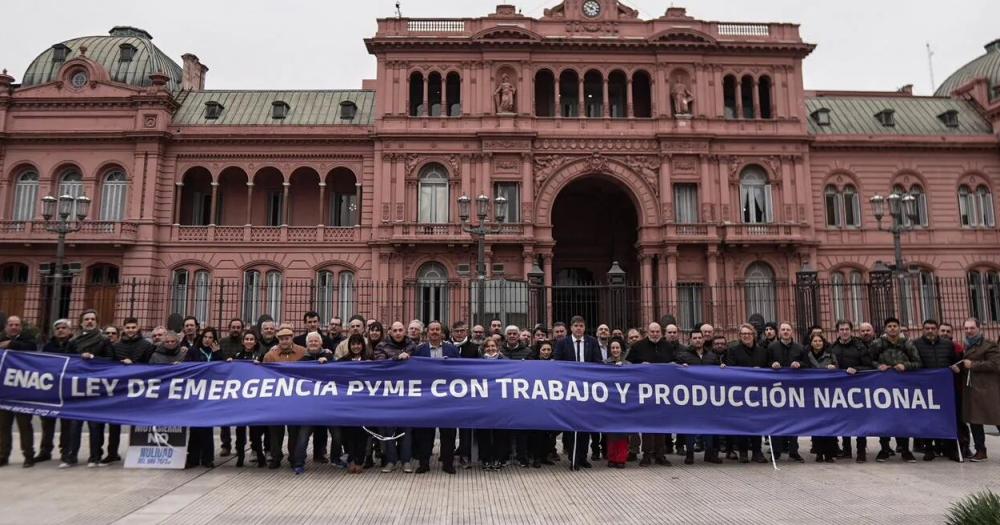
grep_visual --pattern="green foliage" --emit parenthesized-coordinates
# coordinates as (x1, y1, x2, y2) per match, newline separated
(945, 490, 1000, 525)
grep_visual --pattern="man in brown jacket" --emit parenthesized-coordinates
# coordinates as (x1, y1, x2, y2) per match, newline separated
(263, 325, 306, 469)
(951, 317, 1000, 462)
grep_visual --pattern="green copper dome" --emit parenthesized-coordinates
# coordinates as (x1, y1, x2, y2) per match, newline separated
(935, 39, 1000, 97)
(21, 26, 182, 91)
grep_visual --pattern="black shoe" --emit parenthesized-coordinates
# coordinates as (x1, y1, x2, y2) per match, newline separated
(789, 453, 804, 463)
(580, 461, 593, 469)
(705, 455, 723, 464)
(824, 456, 836, 463)
(201, 461, 215, 468)
(684, 453, 694, 465)
(541, 459, 555, 466)
(313, 455, 330, 464)
(838, 449, 852, 459)
(219, 447, 231, 457)
(590, 452, 600, 461)
(1, 458, 11, 467)
(22, 459, 34, 468)
(627, 452, 637, 462)
(815, 454, 824, 463)
(752, 451, 768, 464)
(856, 450, 867, 463)
(415, 464, 430, 474)
(654, 456, 672, 467)
(267, 460, 281, 469)
(570, 465, 580, 471)
(727, 451, 739, 461)
(256, 452, 267, 468)
(694, 444, 704, 453)
(100, 455, 121, 465)
(519, 459, 530, 468)
(443, 463, 456, 474)
(738, 451, 749, 464)
(32, 453, 52, 463)
(923, 452, 935, 462)
(532, 461, 541, 469)
(875, 449, 891, 462)
(901, 450, 917, 463)
(639, 456, 652, 467)
(236, 454, 245, 468)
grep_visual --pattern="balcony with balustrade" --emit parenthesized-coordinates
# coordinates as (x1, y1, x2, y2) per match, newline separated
(0, 221, 140, 245)
(169, 225, 361, 244)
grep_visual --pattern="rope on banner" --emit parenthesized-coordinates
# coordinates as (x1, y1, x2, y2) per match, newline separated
(363, 426, 406, 442)
(767, 435, 780, 471)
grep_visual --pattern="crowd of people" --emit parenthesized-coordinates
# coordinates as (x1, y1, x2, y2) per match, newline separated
(1, 308, 998, 475)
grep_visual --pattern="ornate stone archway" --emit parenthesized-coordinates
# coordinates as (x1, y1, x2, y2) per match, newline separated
(534, 153, 661, 229)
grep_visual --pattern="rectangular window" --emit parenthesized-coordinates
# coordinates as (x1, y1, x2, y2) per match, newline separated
(331, 192, 357, 226)
(315, 271, 335, 323)
(494, 182, 520, 223)
(825, 192, 841, 227)
(242, 271, 261, 323)
(193, 271, 211, 325)
(170, 270, 189, 316)
(844, 191, 861, 227)
(673, 184, 699, 224)
(418, 182, 449, 223)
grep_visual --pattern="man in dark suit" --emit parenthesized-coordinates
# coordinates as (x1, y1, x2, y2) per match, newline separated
(553, 315, 601, 470)
(413, 320, 461, 473)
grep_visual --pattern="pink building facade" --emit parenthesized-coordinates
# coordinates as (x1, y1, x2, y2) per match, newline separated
(1, 2, 999, 332)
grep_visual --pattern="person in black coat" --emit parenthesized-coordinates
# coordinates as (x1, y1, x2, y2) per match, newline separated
(227, 329, 262, 467)
(0, 316, 37, 468)
(830, 320, 873, 462)
(553, 316, 600, 471)
(766, 323, 806, 463)
(723, 324, 769, 464)
(913, 319, 961, 461)
(185, 327, 225, 469)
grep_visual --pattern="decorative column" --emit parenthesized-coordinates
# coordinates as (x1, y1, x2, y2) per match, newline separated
(555, 75, 562, 118)
(245, 182, 254, 225)
(751, 79, 760, 119)
(640, 254, 655, 325)
(281, 182, 290, 226)
(355, 182, 363, 226)
(208, 182, 219, 226)
(795, 263, 820, 343)
(423, 75, 430, 117)
(173, 182, 183, 224)
(318, 182, 327, 226)
(666, 248, 678, 309)
(706, 246, 719, 326)
(626, 78, 633, 118)
(521, 153, 533, 220)
(656, 254, 669, 317)
(602, 76, 610, 118)
(578, 76, 585, 117)
(735, 84, 743, 119)
(542, 253, 553, 327)
(660, 154, 672, 213)
(440, 74, 446, 117)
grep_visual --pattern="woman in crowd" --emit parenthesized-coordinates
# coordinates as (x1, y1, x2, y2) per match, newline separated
(604, 338, 630, 468)
(339, 334, 371, 473)
(185, 327, 224, 468)
(478, 337, 507, 470)
(805, 333, 840, 462)
(228, 329, 261, 467)
(365, 321, 383, 359)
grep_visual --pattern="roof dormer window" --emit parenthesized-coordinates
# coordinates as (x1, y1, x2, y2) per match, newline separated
(204, 101, 224, 120)
(52, 44, 70, 63)
(272, 101, 290, 120)
(811, 108, 831, 126)
(938, 109, 959, 128)
(340, 101, 358, 120)
(875, 109, 896, 127)
(119, 43, 137, 63)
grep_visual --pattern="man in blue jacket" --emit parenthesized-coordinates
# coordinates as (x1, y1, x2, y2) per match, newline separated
(553, 315, 601, 470)
(413, 320, 461, 473)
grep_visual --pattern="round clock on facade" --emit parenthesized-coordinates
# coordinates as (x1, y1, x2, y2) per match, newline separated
(582, 0, 601, 18)
(70, 71, 88, 88)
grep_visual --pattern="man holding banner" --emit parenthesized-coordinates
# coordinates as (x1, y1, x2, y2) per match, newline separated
(872, 317, 922, 463)
(554, 316, 601, 470)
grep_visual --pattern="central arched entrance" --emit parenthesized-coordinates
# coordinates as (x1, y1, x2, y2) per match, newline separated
(551, 175, 639, 325)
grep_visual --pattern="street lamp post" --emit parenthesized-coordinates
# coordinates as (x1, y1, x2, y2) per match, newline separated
(41, 193, 91, 330)
(870, 191, 919, 319)
(458, 194, 507, 327)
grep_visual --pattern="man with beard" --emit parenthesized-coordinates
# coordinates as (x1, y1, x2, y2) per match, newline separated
(627, 322, 680, 466)
(471, 324, 486, 347)
(0, 316, 37, 468)
(913, 319, 960, 461)
(766, 322, 806, 463)
(871, 317, 922, 463)
(180, 315, 200, 350)
(62, 310, 113, 468)
(103, 317, 155, 464)
(219, 318, 245, 358)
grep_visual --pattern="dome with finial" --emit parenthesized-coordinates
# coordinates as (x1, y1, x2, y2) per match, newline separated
(20, 26, 182, 91)
(935, 38, 1000, 97)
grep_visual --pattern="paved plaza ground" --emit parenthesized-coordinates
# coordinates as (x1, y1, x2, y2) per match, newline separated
(1, 429, 999, 524)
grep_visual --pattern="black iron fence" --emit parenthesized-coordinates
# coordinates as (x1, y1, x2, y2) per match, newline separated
(2, 271, 999, 341)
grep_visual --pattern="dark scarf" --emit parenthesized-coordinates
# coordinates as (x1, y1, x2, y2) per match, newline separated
(965, 335, 984, 350)
(72, 329, 106, 355)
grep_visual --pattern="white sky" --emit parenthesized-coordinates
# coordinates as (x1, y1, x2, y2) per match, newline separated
(1, 0, 996, 95)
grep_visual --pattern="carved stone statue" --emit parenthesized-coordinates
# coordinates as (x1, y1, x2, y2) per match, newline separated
(672, 81, 694, 115)
(494, 74, 517, 113)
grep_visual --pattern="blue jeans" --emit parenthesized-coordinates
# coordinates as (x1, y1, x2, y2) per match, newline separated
(380, 427, 412, 465)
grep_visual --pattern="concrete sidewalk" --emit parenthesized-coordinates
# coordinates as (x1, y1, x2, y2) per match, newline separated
(0, 431, 997, 524)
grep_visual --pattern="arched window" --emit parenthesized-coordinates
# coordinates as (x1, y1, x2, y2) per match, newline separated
(172, 268, 211, 323)
(339, 271, 356, 319)
(11, 170, 39, 221)
(900, 269, 938, 327)
(418, 262, 449, 324)
(241, 269, 283, 323)
(892, 184, 928, 228)
(418, 164, 449, 224)
(759, 75, 773, 119)
(534, 70, 556, 117)
(968, 270, 1000, 323)
(264, 270, 283, 322)
(959, 185, 996, 228)
(427, 72, 443, 117)
(409, 72, 425, 117)
(327, 168, 358, 227)
(608, 70, 627, 118)
(744, 262, 776, 322)
(825, 184, 861, 228)
(583, 70, 603, 118)
(723, 75, 738, 119)
(631, 70, 652, 118)
(58, 169, 84, 217)
(559, 70, 579, 118)
(99, 170, 127, 221)
(739, 166, 773, 224)
(445, 72, 462, 116)
(740, 75, 755, 119)
(831, 270, 866, 324)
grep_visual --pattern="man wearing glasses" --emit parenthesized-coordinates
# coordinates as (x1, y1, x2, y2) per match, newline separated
(723, 324, 769, 464)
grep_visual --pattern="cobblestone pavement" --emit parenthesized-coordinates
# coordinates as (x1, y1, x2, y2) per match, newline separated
(1, 430, 999, 524)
